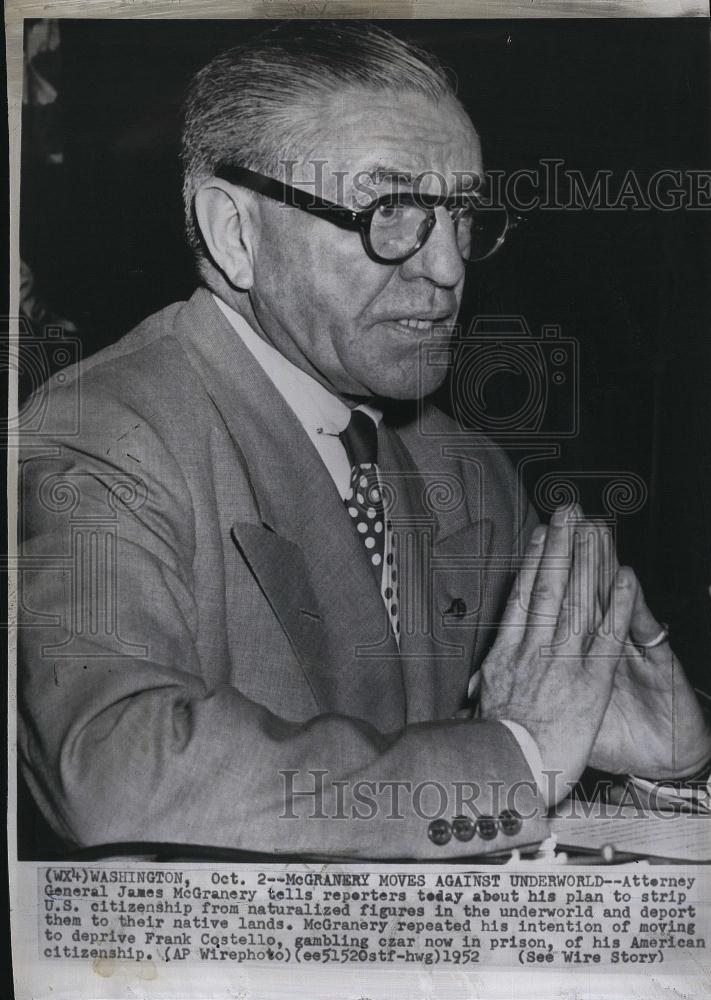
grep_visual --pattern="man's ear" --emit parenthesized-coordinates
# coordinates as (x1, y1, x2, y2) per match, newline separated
(194, 180, 255, 289)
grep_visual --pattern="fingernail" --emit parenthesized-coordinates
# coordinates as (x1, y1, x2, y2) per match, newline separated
(531, 526, 546, 545)
(616, 568, 630, 587)
(551, 506, 571, 526)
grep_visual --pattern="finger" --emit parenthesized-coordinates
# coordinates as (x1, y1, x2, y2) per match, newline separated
(578, 522, 602, 635)
(593, 566, 638, 670)
(581, 526, 600, 634)
(628, 570, 667, 648)
(590, 530, 605, 634)
(594, 521, 619, 618)
(526, 504, 579, 640)
(497, 524, 548, 633)
(556, 521, 600, 644)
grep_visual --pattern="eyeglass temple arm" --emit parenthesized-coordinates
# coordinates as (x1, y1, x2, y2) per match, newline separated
(213, 164, 363, 232)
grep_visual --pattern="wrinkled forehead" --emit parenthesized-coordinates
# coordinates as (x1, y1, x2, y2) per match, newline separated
(291, 86, 483, 203)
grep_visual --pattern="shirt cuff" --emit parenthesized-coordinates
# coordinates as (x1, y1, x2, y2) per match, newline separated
(499, 720, 545, 795)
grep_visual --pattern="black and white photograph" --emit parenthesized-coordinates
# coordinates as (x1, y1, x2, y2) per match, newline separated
(7, 4, 711, 998)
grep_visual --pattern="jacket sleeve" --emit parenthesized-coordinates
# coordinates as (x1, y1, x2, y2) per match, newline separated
(18, 381, 548, 860)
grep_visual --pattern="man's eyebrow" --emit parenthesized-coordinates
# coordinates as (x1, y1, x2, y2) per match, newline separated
(356, 165, 484, 193)
(360, 166, 415, 186)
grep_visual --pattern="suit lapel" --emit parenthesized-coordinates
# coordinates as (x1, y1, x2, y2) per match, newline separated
(174, 290, 404, 730)
(379, 418, 492, 721)
(229, 521, 327, 706)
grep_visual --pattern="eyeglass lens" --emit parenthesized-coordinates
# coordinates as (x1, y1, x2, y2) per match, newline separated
(368, 200, 507, 262)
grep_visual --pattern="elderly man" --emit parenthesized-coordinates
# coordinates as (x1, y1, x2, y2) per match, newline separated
(18, 22, 711, 859)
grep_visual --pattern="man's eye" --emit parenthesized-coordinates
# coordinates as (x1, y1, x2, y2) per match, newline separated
(374, 203, 405, 223)
(450, 204, 474, 221)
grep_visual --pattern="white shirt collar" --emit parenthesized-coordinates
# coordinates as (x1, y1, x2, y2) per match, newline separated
(212, 295, 382, 498)
(213, 295, 381, 433)
(214, 294, 400, 648)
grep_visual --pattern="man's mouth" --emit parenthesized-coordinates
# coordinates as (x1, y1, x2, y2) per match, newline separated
(391, 315, 450, 331)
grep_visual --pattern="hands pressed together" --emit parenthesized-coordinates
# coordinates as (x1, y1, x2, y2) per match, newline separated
(478, 505, 711, 805)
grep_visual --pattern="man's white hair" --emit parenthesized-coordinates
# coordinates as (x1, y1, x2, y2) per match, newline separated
(181, 21, 459, 262)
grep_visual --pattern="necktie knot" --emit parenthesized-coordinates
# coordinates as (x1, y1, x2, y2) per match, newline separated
(339, 409, 378, 468)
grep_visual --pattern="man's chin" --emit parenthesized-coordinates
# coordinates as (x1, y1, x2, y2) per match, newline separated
(367, 367, 448, 402)
(336, 349, 449, 401)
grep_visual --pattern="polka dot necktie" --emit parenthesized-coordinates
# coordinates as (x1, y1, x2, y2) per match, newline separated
(339, 409, 400, 644)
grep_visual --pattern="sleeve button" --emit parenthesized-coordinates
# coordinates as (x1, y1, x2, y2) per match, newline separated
(499, 809, 522, 836)
(428, 818, 452, 846)
(476, 816, 498, 840)
(452, 815, 476, 841)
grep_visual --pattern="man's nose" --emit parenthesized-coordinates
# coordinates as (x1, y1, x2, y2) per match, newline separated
(399, 206, 465, 287)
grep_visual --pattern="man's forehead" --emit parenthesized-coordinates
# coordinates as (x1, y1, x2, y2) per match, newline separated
(301, 86, 482, 194)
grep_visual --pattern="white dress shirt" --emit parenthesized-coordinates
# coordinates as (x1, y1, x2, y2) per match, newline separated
(213, 294, 545, 794)
(213, 295, 380, 499)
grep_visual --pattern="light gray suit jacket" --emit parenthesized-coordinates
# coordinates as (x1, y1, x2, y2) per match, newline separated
(18, 288, 546, 858)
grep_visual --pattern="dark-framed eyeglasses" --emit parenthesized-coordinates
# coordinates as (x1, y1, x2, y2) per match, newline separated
(213, 164, 517, 266)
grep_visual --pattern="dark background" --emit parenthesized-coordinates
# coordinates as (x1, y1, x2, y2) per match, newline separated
(20, 17, 711, 687)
